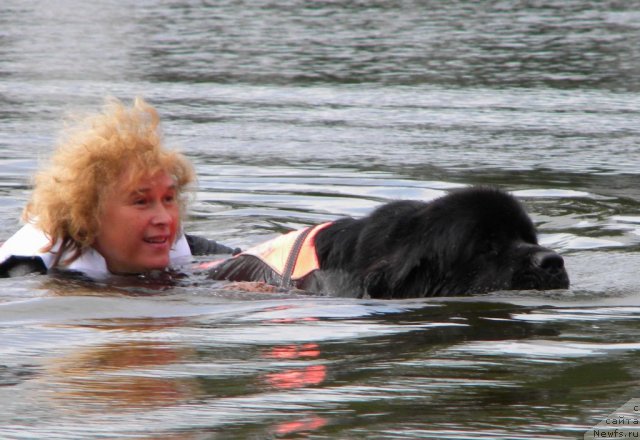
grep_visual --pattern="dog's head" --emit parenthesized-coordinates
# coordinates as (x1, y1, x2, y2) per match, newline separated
(361, 187, 570, 297)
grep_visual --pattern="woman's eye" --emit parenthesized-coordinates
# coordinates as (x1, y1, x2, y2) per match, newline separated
(133, 198, 147, 206)
(164, 194, 176, 203)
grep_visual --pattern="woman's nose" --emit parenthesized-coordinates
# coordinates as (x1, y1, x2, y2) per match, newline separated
(150, 203, 172, 225)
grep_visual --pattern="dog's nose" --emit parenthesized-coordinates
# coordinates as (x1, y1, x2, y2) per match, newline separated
(532, 251, 565, 271)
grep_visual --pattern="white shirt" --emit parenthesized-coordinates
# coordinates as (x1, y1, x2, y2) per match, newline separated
(0, 223, 192, 278)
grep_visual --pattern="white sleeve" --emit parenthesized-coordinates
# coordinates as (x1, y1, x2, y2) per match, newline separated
(0, 223, 56, 268)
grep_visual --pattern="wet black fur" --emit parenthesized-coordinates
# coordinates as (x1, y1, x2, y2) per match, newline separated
(210, 187, 570, 298)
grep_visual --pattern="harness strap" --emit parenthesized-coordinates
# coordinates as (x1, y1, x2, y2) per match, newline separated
(280, 226, 314, 288)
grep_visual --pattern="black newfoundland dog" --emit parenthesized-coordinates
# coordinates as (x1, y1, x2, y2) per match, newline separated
(209, 187, 569, 298)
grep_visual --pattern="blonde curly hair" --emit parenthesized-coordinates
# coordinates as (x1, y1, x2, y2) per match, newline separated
(23, 97, 195, 266)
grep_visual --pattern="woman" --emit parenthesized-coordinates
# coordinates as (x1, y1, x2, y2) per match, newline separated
(0, 97, 236, 278)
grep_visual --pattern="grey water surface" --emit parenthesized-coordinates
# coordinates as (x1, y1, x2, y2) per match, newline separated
(1, 1, 640, 438)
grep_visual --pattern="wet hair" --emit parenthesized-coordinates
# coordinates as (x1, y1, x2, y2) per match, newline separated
(23, 97, 195, 266)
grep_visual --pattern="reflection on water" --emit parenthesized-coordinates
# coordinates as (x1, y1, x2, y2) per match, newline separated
(48, 341, 198, 411)
(3, 289, 640, 438)
(5, 293, 640, 438)
(2, 0, 640, 438)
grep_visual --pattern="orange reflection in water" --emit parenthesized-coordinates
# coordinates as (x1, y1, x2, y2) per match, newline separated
(48, 340, 200, 411)
(273, 414, 329, 436)
(45, 316, 199, 412)
(263, 343, 327, 389)
(261, 340, 330, 436)
(265, 343, 322, 359)
(265, 364, 327, 390)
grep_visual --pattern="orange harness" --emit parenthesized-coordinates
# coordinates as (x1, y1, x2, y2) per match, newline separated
(240, 222, 332, 287)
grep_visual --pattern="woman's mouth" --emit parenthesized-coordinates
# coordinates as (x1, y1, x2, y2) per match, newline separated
(144, 236, 169, 245)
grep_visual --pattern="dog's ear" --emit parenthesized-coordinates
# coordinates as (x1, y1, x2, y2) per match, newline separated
(362, 262, 392, 298)
(382, 224, 449, 297)
(386, 251, 420, 287)
(387, 251, 436, 296)
(364, 252, 430, 298)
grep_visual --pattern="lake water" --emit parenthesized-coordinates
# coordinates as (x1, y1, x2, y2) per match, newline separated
(2, 1, 640, 438)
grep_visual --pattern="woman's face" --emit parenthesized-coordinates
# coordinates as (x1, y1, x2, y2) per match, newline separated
(93, 170, 181, 274)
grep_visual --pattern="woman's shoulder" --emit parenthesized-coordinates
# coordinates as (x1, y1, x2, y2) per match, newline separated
(0, 223, 55, 267)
